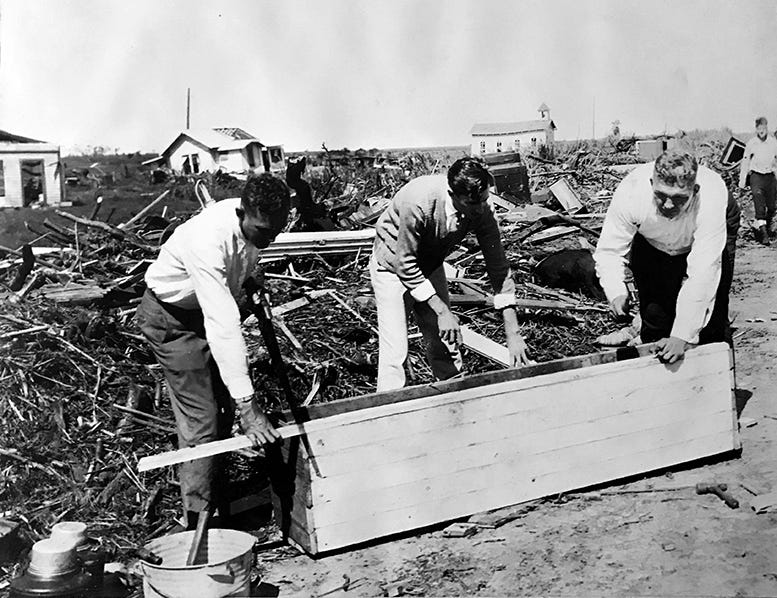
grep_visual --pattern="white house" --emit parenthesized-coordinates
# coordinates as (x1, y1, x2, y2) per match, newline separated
(0, 130, 64, 208)
(470, 103, 556, 155)
(157, 127, 285, 175)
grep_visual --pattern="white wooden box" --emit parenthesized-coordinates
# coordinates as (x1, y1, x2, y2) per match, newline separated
(269, 343, 739, 554)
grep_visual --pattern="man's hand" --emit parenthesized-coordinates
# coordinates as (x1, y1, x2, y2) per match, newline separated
(609, 294, 631, 318)
(506, 331, 533, 367)
(236, 398, 281, 446)
(437, 308, 461, 346)
(652, 336, 690, 364)
(428, 294, 461, 346)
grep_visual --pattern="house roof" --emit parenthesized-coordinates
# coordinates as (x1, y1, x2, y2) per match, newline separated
(161, 127, 266, 158)
(213, 127, 255, 140)
(537, 102, 550, 112)
(470, 120, 556, 136)
(0, 129, 45, 143)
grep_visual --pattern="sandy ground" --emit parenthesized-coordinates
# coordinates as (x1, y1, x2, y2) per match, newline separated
(254, 232, 777, 598)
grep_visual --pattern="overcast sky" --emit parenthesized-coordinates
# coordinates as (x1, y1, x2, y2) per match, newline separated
(1, 0, 775, 154)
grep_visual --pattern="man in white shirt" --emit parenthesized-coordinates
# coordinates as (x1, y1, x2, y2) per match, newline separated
(136, 173, 289, 529)
(594, 150, 729, 364)
(739, 116, 777, 245)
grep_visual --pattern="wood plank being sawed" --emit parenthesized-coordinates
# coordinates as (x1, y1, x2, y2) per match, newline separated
(269, 343, 738, 554)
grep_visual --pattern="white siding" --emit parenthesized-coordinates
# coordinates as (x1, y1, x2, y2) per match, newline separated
(217, 150, 248, 173)
(0, 147, 62, 208)
(168, 139, 218, 174)
(471, 129, 552, 155)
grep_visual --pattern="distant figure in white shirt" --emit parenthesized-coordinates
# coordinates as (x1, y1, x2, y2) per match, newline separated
(739, 116, 777, 245)
(136, 173, 289, 529)
(594, 149, 729, 364)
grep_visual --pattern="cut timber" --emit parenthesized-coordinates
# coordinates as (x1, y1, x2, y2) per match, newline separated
(118, 190, 170, 229)
(259, 229, 375, 262)
(526, 225, 578, 244)
(460, 325, 510, 366)
(268, 343, 738, 554)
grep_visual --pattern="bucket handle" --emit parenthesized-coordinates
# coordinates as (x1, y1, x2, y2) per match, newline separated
(204, 562, 236, 583)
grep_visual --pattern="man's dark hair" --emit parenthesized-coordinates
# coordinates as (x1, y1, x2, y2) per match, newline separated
(653, 149, 698, 189)
(447, 157, 493, 202)
(756, 116, 768, 126)
(241, 172, 291, 215)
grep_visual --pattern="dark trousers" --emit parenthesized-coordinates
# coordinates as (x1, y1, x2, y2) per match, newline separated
(750, 171, 777, 224)
(136, 289, 235, 516)
(630, 234, 732, 344)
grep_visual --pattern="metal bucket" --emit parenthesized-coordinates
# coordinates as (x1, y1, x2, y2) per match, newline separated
(140, 529, 256, 598)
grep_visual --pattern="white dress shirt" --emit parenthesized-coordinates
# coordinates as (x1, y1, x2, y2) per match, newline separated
(594, 162, 727, 344)
(145, 197, 259, 399)
(740, 135, 777, 185)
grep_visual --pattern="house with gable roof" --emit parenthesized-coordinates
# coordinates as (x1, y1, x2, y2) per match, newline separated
(151, 127, 285, 175)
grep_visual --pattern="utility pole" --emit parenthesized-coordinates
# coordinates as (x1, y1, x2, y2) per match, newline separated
(592, 96, 596, 140)
(186, 88, 191, 129)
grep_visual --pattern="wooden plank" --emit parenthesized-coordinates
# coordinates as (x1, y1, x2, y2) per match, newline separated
(526, 225, 578, 244)
(314, 431, 734, 552)
(118, 190, 170, 229)
(284, 345, 657, 422)
(258, 229, 375, 261)
(460, 325, 510, 365)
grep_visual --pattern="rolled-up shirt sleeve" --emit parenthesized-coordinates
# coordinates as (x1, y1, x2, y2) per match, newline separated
(395, 200, 436, 301)
(475, 199, 516, 309)
(671, 182, 727, 344)
(181, 240, 253, 399)
(594, 182, 639, 302)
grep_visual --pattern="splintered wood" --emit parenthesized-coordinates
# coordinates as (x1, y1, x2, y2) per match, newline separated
(269, 343, 738, 554)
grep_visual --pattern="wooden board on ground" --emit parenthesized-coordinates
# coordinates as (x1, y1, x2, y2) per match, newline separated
(268, 343, 739, 554)
(259, 229, 375, 262)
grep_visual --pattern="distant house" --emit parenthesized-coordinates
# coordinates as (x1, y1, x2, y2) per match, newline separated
(153, 127, 285, 175)
(470, 103, 557, 155)
(0, 130, 64, 208)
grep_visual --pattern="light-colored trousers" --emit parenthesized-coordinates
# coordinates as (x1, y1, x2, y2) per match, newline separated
(369, 256, 462, 391)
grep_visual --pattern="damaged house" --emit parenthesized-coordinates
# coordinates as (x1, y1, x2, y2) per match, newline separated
(0, 130, 64, 208)
(152, 127, 285, 176)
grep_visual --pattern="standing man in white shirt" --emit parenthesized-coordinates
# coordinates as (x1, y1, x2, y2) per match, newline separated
(594, 150, 729, 364)
(739, 116, 777, 245)
(136, 173, 289, 529)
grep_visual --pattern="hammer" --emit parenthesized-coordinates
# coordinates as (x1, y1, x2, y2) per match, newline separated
(695, 482, 739, 509)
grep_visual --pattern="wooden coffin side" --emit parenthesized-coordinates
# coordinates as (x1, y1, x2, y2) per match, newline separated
(301, 343, 737, 553)
(276, 345, 655, 425)
(268, 437, 317, 554)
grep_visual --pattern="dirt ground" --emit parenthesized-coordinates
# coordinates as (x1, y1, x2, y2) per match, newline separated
(255, 233, 777, 597)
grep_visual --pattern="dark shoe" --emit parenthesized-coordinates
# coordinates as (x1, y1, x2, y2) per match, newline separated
(758, 225, 770, 245)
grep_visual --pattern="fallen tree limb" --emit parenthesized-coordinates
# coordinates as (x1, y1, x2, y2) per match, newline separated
(55, 210, 128, 240)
